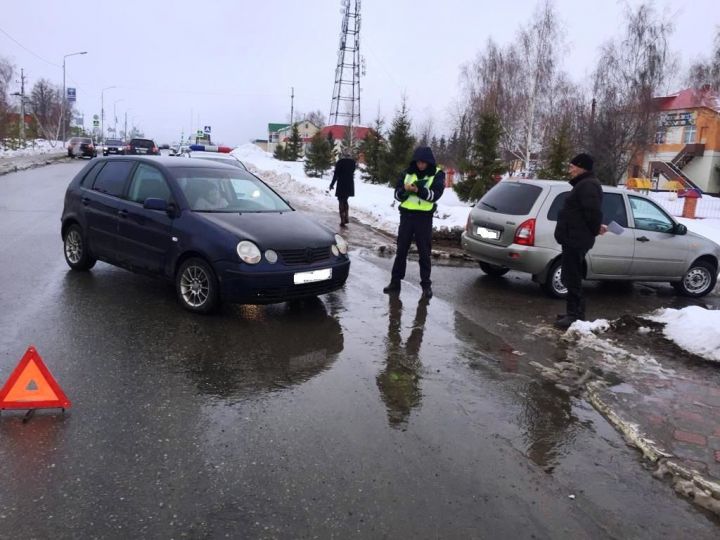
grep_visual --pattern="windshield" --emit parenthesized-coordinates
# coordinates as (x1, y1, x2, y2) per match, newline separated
(106, 139, 122, 145)
(175, 168, 292, 213)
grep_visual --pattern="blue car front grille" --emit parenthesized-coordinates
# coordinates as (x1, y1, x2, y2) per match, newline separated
(278, 246, 331, 265)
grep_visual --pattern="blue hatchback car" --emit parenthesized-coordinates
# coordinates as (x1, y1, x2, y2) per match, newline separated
(61, 157, 350, 313)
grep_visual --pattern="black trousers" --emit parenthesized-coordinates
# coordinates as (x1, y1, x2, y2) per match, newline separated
(337, 196, 349, 224)
(561, 245, 587, 318)
(391, 211, 433, 287)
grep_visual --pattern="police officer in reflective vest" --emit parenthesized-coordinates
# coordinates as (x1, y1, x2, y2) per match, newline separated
(383, 146, 445, 298)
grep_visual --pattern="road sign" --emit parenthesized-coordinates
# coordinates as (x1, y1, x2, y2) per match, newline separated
(204, 125, 212, 134)
(0, 346, 71, 410)
(93, 119, 100, 127)
(67, 87, 76, 102)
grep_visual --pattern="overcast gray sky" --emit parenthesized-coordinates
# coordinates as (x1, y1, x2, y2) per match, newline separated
(2, 0, 717, 145)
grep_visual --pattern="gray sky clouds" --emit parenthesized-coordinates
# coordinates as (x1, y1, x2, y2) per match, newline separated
(2, 0, 718, 145)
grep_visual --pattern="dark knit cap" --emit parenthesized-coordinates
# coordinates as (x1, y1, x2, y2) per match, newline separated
(570, 153, 594, 171)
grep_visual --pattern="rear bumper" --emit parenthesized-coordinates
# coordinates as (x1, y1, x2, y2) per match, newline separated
(461, 232, 557, 275)
(216, 258, 350, 304)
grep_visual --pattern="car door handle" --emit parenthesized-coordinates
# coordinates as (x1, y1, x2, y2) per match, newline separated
(117, 209, 128, 218)
(637, 236, 650, 242)
(81, 197, 90, 206)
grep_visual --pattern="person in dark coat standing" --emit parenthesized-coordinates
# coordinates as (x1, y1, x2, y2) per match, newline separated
(383, 146, 445, 298)
(554, 153, 606, 329)
(329, 152, 356, 227)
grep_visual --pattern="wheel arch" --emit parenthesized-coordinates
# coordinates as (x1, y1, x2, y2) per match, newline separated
(535, 254, 588, 284)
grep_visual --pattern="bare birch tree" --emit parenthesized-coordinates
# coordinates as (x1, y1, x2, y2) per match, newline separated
(588, 2, 675, 185)
(687, 26, 720, 91)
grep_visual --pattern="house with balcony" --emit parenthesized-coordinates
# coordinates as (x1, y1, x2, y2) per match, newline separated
(635, 87, 720, 193)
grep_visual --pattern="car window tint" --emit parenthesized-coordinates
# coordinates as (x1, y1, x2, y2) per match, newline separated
(80, 162, 106, 187)
(127, 163, 171, 203)
(601, 194, 628, 227)
(92, 161, 135, 197)
(546, 191, 568, 221)
(478, 182, 543, 215)
(629, 196, 674, 233)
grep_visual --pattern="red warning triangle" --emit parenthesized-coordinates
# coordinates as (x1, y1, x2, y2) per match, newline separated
(0, 346, 71, 410)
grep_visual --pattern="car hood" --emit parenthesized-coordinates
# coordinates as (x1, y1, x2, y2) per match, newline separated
(199, 211, 336, 250)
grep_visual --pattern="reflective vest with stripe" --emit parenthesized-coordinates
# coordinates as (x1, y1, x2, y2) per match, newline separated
(400, 171, 439, 212)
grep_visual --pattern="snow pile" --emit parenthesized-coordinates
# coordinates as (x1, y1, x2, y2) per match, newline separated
(232, 144, 472, 235)
(566, 319, 610, 336)
(646, 306, 720, 362)
(0, 139, 65, 158)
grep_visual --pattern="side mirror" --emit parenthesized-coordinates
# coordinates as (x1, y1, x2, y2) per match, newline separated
(674, 223, 687, 235)
(143, 198, 168, 211)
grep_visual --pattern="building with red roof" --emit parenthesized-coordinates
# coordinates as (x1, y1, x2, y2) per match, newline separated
(634, 86, 720, 193)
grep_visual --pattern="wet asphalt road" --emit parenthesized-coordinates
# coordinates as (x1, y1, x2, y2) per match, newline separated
(0, 161, 719, 538)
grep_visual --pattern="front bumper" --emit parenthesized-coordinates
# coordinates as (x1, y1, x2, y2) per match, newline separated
(461, 232, 557, 275)
(216, 257, 350, 304)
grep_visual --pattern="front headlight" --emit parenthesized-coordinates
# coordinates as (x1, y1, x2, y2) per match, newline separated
(334, 234, 348, 255)
(237, 240, 261, 264)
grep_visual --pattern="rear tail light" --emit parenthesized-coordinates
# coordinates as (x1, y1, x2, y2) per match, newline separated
(152, 146, 159, 153)
(513, 219, 536, 246)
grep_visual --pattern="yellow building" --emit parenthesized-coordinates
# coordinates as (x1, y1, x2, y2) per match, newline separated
(637, 87, 720, 193)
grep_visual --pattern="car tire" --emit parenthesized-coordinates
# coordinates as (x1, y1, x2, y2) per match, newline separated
(63, 224, 96, 271)
(479, 262, 510, 277)
(540, 259, 567, 298)
(176, 258, 220, 314)
(673, 260, 717, 297)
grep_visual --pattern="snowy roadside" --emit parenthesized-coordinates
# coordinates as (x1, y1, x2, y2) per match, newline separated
(0, 139, 65, 159)
(232, 144, 470, 238)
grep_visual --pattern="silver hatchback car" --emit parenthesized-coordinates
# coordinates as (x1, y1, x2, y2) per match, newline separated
(461, 179, 720, 298)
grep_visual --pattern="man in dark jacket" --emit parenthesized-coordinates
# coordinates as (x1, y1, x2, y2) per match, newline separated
(554, 153, 605, 329)
(329, 152, 356, 227)
(383, 146, 445, 298)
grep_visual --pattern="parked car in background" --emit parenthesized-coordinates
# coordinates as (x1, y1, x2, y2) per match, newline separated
(103, 138, 125, 156)
(60, 157, 350, 313)
(461, 179, 720, 298)
(126, 138, 160, 156)
(67, 137, 97, 159)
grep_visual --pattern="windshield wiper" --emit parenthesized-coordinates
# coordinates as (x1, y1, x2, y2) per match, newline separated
(480, 201, 498, 211)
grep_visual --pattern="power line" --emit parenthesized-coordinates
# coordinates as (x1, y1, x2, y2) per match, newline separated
(0, 25, 61, 68)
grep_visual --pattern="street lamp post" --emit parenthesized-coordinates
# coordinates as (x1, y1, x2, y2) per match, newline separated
(101, 86, 117, 145)
(62, 51, 87, 142)
(113, 99, 124, 138)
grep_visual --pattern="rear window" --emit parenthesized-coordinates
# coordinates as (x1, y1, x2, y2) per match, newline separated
(476, 182, 543, 215)
(130, 139, 154, 148)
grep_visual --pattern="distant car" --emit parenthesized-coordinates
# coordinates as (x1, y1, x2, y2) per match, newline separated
(183, 150, 247, 170)
(67, 137, 97, 159)
(461, 179, 720, 298)
(103, 138, 125, 156)
(60, 157, 350, 313)
(126, 138, 160, 156)
(160, 143, 170, 150)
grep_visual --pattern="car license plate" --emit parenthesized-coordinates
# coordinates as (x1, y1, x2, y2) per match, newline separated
(137, 148, 147, 154)
(294, 268, 332, 285)
(477, 227, 500, 240)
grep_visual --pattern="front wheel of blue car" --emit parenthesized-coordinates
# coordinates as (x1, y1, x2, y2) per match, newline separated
(176, 257, 219, 314)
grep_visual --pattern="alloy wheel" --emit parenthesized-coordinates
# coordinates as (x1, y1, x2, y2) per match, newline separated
(180, 265, 210, 307)
(65, 230, 83, 264)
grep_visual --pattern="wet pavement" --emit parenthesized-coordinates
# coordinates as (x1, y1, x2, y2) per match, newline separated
(0, 161, 719, 537)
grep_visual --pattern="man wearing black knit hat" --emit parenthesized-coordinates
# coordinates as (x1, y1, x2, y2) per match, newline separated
(554, 153, 605, 329)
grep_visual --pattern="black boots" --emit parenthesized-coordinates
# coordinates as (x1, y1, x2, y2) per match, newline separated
(383, 280, 401, 293)
(554, 314, 577, 330)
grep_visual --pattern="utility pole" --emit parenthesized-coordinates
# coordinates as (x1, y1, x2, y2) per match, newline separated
(18, 69, 26, 140)
(290, 86, 294, 126)
(124, 111, 128, 141)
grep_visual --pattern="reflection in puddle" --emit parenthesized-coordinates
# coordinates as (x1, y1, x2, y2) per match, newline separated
(377, 295, 429, 429)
